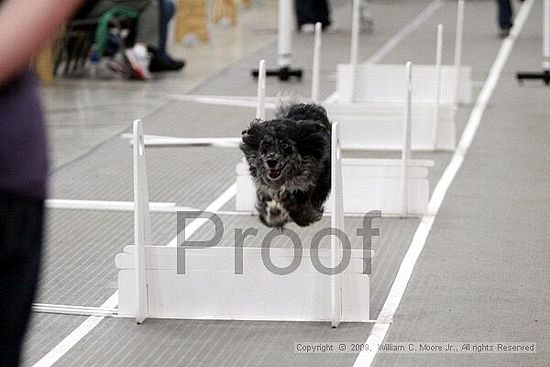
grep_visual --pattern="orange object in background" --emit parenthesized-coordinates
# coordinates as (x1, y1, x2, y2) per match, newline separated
(176, 0, 209, 43)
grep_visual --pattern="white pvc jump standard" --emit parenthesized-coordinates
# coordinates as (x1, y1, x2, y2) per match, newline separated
(311, 22, 323, 103)
(133, 120, 151, 324)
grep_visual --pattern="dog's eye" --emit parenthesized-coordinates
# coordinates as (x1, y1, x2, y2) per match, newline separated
(259, 141, 270, 153)
(283, 145, 294, 155)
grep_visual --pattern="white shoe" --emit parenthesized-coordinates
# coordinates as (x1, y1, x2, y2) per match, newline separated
(300, 23, 315, 34)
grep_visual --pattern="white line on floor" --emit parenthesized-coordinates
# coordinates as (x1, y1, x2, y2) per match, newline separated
(367, 0, 444, 64)
(32, 293, 118, 367)
(166, 183, 237, 247)
(353, 1, 534, 366)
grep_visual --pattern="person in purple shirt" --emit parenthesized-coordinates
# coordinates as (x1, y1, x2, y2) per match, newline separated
(0, 1, 85, 365)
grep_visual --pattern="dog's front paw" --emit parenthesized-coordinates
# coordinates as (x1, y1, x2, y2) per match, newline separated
(265, 200, 289, 228)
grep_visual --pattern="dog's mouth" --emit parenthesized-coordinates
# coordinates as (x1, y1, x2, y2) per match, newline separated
(267, 168, 283, 180)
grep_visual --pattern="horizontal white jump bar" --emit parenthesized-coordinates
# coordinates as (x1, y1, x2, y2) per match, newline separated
(211, 210, 390, 218)
(121, 133, 241, 148)
(46, 199, 199, 212)
(32, 303, 118, 317)
(167, 94, 278, 109)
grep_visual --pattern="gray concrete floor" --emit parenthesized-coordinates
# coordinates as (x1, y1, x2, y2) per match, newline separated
(23, 0, 549, 366)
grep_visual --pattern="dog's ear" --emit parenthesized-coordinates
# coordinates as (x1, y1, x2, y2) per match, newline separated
(294, 120, 330, 160)
(240, 119, 265, 155)
(283, 104, 331, 130)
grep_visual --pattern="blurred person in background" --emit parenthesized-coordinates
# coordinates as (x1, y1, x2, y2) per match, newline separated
(0, 1, 84, 366)
(497, 0, 514, 37)
(295, 0, 332, 33)
(80, 0, 185, 72)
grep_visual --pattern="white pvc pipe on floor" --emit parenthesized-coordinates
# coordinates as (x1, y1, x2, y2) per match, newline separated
(401, 62, 413, 218)
(454, 0, 465, 104)
(256, 60, 266, 120)
(311, 22, 323, 102)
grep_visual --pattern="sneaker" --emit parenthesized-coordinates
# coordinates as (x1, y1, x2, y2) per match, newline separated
(149, 56, 186, 72)
(124, 44, 152, 80)
(300, 23, 316, 34)
(499, 28, 511, 38)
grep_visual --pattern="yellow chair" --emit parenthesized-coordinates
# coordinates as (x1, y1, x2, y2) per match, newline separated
(176, 0, 209, 43)
(212, 0, 236, 26)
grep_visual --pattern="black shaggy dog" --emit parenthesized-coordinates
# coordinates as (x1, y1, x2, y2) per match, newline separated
(240, 103, 331, 228)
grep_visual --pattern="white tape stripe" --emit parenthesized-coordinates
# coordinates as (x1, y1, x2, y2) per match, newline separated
(32, 293, 118, 367)
(367, 0, 444, 64)
(353, 1, 534, 366)
(166, 183, 237, 247)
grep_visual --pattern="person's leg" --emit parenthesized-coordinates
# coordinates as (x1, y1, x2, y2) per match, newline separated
(157, 0, 175, 57)
(0, 194, 44, 367)
(149, 0, 185, 71)
(83, 0, 183, 71)
(295, 0, 314, 29)
(497, 0, 513, 31)
(315, 0, 331, 29)
(87, 0, 161, 48)
(295, 0, 331, 31)
(125, 0, 161, 48)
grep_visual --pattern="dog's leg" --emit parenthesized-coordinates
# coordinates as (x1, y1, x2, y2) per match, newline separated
(256, 190, 289, 228)
(265, 200, 289, 228)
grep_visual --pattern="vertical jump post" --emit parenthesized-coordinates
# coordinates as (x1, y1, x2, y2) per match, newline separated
(256, 60, 267, 120)
(311, 22, 323, 102)
(133, 119, 152, 324)
(348, 0, 362, 103)
(434, 24, 444, 147)
(330, 121, 344, 327)
(252, 0, 302, 81)
(453, 0, 465, 103)
(517, 0, 550, 84)
(401, 62, 413, 218)
(544, 0, 550, 73)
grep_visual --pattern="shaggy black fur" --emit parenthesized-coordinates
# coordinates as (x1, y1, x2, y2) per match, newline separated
(240, 103, 331, 228)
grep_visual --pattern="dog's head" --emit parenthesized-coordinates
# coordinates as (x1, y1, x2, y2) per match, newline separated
(240, 117, 330, 191)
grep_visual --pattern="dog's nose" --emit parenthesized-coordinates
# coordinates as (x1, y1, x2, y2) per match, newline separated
(269, 206, 281, 216)
(266, 159, 278, 168)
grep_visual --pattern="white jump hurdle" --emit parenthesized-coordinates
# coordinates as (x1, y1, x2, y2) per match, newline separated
(323, 0, 471, 151)
(339, 0, 471, 105)
(126, 58, 434, 216)
(236, 61, 433, 216)
(116, 119, 373, 325)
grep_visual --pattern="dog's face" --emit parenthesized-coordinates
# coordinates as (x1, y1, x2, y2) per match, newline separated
(256, 134, 297, 183)
(240, 118, 330, 191)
